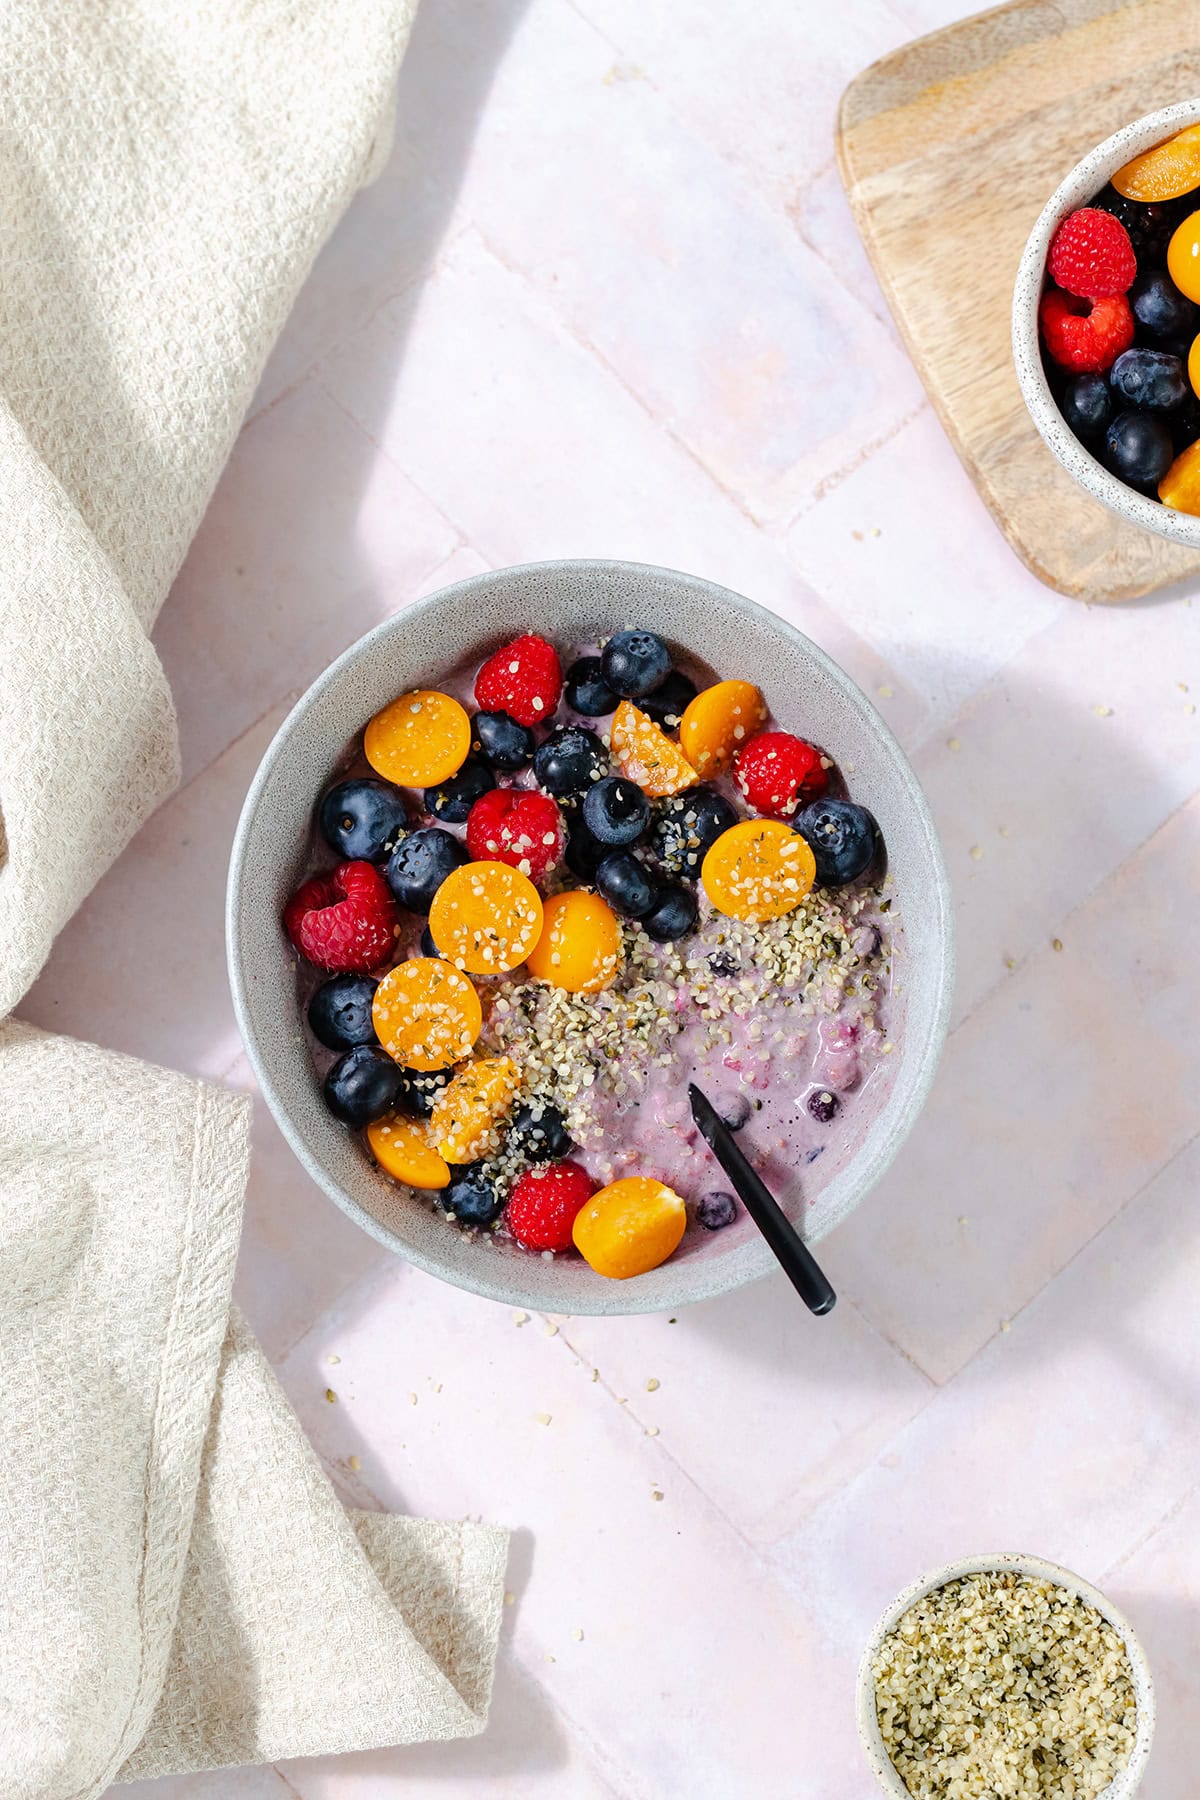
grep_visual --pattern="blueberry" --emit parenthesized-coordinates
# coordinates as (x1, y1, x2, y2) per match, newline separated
(595, 850, 659, 918)
(582, 775, 650, 846)
(474, 710, 536, 772)
(647, 786, 738, 880)
(716, 1092, 751, 1131)
(308, 974, 379, 1051)
(319, 779, 409, 863)
(423, 757, 495, 823)
(393, 1064, 452, 1118)
(641, 881, 698, 942)
(707, 950, 739, 978)
(533, 724, 609, 797)
(1059, 372, 1112, 443)
(1110, 348, 1187, 413)
(1174, 392, 1200, 453)
(1130, 269, 1200, 345)
(323, 1044, 403, 1127)
(696, 1191, 738, 1230)
(565, 818, 608, 879)
(601, 630, 672, 699)
(419, 923, 442, 958)
(807, 1088, 839, 1124)
(386, 826, 469, 912)
(509, 1100, 574, 1161)
(794, 800, 880, 887)
(639, 669, 697, 732)
(1102, 411, 1175, 490)
(443, 1163, 504, 1227)
(564, 655, 619, 717)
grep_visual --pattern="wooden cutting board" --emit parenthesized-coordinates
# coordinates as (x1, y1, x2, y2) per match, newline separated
(837, 0, 1200, 601)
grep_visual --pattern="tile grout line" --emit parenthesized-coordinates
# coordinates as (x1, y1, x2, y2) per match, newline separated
(1101, 1472, 1200, 1584)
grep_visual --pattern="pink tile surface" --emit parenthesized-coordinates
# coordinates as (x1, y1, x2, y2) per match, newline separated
(34, 2, 1200, 1794)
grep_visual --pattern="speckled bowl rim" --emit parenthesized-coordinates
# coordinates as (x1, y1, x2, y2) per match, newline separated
(856, 1551, 1156, 1798)
(1012, 98, 1200, 545)
(226, 558, 954, 1314)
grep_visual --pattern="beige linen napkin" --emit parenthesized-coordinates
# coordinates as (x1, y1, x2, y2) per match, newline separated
(0, 4, 507, 1794)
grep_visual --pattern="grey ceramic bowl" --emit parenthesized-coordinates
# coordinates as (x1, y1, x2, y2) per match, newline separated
(1013, 99, 1200, 545)
(227, 559, 953, 1314)
(857, 1552, 1155, 1797)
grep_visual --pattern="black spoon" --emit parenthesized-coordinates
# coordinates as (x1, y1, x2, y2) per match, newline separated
(689, 1082, 837, 1317)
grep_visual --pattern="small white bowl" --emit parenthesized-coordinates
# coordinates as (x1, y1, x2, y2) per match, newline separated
(857, 1552, 1156, 1798)
(1013, 99, 1200, 545)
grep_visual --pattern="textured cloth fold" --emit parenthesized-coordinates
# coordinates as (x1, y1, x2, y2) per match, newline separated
(0, 5, 507, 1794)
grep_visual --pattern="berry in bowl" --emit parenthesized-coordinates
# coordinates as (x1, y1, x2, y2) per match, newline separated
(227, 561, 952, 1315)
(1014, 99, 1200, 542)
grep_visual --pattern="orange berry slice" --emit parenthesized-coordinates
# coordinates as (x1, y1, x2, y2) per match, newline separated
(678, 679, 768, 776)
(366, 1113, 451, 1190)
(1112, 124, 1200, 202)
(701, 819, 816, 922)
(526, 889, 622, 992)
(572, 1175, 687, 1279)
(428, 861, 543, 974)
(364, 689, 470, 787)
(1159, 438, 1200, 516)
(610, 700, 698, 798)
(430, 1055, 521, 1163)
(372, 957, 482, 1071)
(1189, 331, 1200, 401)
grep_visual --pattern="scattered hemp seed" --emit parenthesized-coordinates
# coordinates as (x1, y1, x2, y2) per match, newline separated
(947, 736, 961, 751)
(872, 1570, 1137, 1799)
(544, 1322, 559, 1337)
(513, 1311, 529, 1326)
(409, 1392, 418, 1406)
(1004, 956, 1016, 971)
(645, 1377, 660, 1392)
(1186, 702, 1197, 717)
(545, 1654, 556, 1664)
(324, 1388, 337, 1404)
(651, 1489, 664, 1502)
(646, 1425, 660, 1437)
(877, 684, 894, 699)
(348, 1455, 361, 1471)
(327, 1354, 341, 1365)
(1052, 937, 1064, 953)
(573, 1627, 585, 1642)
(1094, 703, 1113, 718)
(591, 1368, 599, 1382)
(535, 1412, 552, 1426)
(1000, 1319, 1012, 1333)
(969, 845, 983, 861)
(504, 1591, 515, 1606)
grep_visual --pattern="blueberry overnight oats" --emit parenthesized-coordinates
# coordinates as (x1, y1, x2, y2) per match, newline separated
(282, 624, 898, 1281)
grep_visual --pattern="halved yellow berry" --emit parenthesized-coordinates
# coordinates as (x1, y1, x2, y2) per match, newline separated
(701, 818, 816, 922)
(1189, 332, 1200, 401)
(430, 1055, 521, 1163)
(372, 957, 483, 1071)
(364, 689, 471, 787)
(1169, 211, 1200, 306)
(572, 1176, 687, 1278)
(526, 889, 622, 992)
(1112, 124, 1200, 203)
(678, 679, 767, 776)
(1159, 439, 1200, 516)
(366, 1114, 451, 1190)
(610, 700, 699, 798)
(428, 861, 543, 974)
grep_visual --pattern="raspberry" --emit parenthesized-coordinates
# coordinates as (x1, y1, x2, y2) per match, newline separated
(733, 731, 827, 819)
(283, 860, 398, 972)
(1039, 288, 1134, 374)
(465, 788, 563, 885)
(1047, 208, 1137, 298)
(506, 1158, 596, 1251)
(474, 634, 563, 728)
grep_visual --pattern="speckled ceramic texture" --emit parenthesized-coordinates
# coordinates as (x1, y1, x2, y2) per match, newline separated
(1013, 99, 1200, 547)
(857, 1551, 1156, 1798)
(226, 560, 953, 1315)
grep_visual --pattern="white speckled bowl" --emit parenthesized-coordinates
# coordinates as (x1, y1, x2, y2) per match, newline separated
(1013, 99, 1200, 544)
(857, 1552, 1156, 1798)
(226, 559, 952, 1314)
